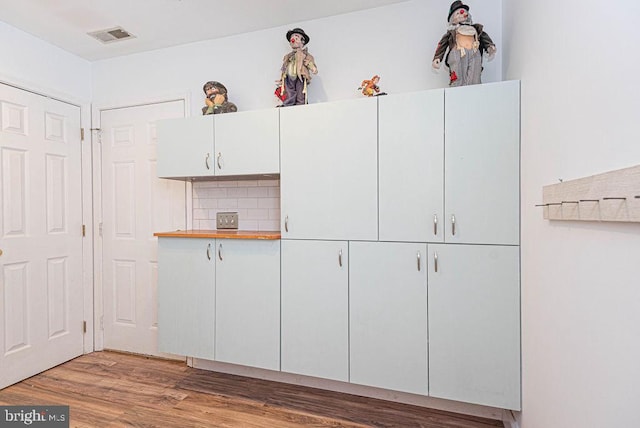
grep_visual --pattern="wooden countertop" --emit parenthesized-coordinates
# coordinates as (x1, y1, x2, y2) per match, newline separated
(153, 230, 281, 240)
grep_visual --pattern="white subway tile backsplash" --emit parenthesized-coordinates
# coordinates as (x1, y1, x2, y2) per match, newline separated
(193, 180, 280, 231)
(246, 209, 269, 220)
(247, 187, 269, 198)
(258, 198, 280, 209)
(238, 198, 259, 209)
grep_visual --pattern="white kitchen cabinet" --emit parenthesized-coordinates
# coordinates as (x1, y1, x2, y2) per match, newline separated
(214, 109, 280, 176)
(157, 109, 279, 179)
(214, 239, 280, 370)
(280, 98, 378, 241)
(444, 81, 520, 245)
(428, 244, 521, 410)
(157, 116, 214, 178)
(281, 239, 349, 382)
(378, 90, 444, 242)
(349, 241, 428, 395)
(157, 237, 215, 359)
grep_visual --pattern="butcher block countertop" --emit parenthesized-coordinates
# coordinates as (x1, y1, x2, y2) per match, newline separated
(153, 230, 281, 240)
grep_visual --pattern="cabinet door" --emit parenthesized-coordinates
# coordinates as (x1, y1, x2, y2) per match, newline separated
(214, 109, 280, 176)
(281, 240, 349, 381)
(157, 237, 215, 359)
(214, 239, 280, 370)
(157, 116, 214, 178)
(280, 98, 378, 240)
(350, 241, 428, 395)
(379, 90, 444, 242)
(444, 80, 520, 245)
(428, 244, 520, 410)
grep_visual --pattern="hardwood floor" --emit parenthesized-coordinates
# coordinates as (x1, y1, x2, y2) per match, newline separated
(0, 352, 504, 427)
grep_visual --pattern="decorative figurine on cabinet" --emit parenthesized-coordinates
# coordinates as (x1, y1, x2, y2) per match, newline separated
(276, 28, 318, 106)
(432, 1, 496, 87)
(202, 81, 238, 115)
(357, 75, 387, 97)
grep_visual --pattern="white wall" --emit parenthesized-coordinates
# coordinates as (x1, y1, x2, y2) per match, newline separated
(92, 0, 502, 113)
(504, 1, 640, 427)
(0, 21, 91, 103)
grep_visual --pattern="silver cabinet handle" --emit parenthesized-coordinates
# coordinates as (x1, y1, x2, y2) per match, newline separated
(206, 243, 212, 260)
(338, 249, 343, 267)
(284, 215, 289, 232)
(205, 153, 211, 170)
(218, 243, 223, 261)
(434, 251, 438, 273)
(417, 251, 421, 271)
(433, 214, 438, 236)
(451, 214, 456, 236)
(217, 152, 222, 170)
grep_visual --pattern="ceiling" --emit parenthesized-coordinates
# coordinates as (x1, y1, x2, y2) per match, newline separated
(0, 0, 408, 61)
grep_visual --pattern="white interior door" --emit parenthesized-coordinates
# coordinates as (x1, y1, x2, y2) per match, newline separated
(0, 83, 84, 388)
(100, 100, 186, 356)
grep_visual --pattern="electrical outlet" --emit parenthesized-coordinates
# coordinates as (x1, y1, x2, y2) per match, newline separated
(216, 212, 238, 229)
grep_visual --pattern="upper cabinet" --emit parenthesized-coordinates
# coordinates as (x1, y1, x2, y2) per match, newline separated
(280, 98, 378, 241)
(157, 109, 280, 180)
(378, 89, 445, 242)
(444, 81, 520, 245)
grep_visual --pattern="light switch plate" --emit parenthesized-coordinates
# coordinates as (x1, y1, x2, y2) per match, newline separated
(216, 212, 238, 229)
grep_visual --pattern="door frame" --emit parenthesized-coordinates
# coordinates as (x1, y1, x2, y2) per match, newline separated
(0, 74, 94, 355)
(91, 93, 191, 351)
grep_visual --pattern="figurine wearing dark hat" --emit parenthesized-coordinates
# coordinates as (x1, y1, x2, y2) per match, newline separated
(202, 81, 238, 115)
(432, 1, 496, 86)
(276, 28, 318, 106)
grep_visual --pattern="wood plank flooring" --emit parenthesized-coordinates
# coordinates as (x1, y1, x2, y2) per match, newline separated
(0, 351, 505, 427)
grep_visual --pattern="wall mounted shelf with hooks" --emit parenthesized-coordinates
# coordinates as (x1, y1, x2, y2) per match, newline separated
(541, 164, 640, 222)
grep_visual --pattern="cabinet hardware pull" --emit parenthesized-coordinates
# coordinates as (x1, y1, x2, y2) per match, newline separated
(434, 251, 438, 273)
(205, 153, 211, 170)
(433, 214, 438, 236)
(217, 152, 222, 170)
(218, 243, 223, 261)
(284, 215, 289, 232)
(338, 249, 343, 267)
(417, 251, 421, 271)
(451, 214, 456, 236)
(206, 243, 211, 260)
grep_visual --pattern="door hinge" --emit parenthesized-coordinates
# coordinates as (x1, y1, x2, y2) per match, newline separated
(83, 320, 87, 333)
(99, 222, 103, 237)
(82, 224, 86, 237)
(81, 128, 85, 141)
(100, 315, 104, 331)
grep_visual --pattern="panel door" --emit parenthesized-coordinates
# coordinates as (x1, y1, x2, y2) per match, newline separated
(157, 115, 214, 178)
(214, 109, 280, 176)
(100, 101, 186, 356)
(379, 89, 444, 242)
(280, 98, 378, 240)
(215, 239, 280, 370)
(0, 83, 83, 388)
(428, 244, 521, 410)
(444, 80, 520, 245)
(349, 241, 428, 395)
(157, 237, 215, 359)
(281, 239, 349, 381)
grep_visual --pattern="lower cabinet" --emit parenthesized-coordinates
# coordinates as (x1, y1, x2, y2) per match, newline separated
(157, 237, 280, 370)
(349, 241, 428, 395)
(281, 239, 349, 382)
(428, 244, 521, 410)
(158, 237, 215, 359)
(215, 239, 280, 370)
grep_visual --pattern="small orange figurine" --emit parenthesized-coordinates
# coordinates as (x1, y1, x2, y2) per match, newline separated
(358, 75, 386, 97)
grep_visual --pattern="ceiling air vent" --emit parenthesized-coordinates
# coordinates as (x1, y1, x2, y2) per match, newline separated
(88, 27, 136, 44)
